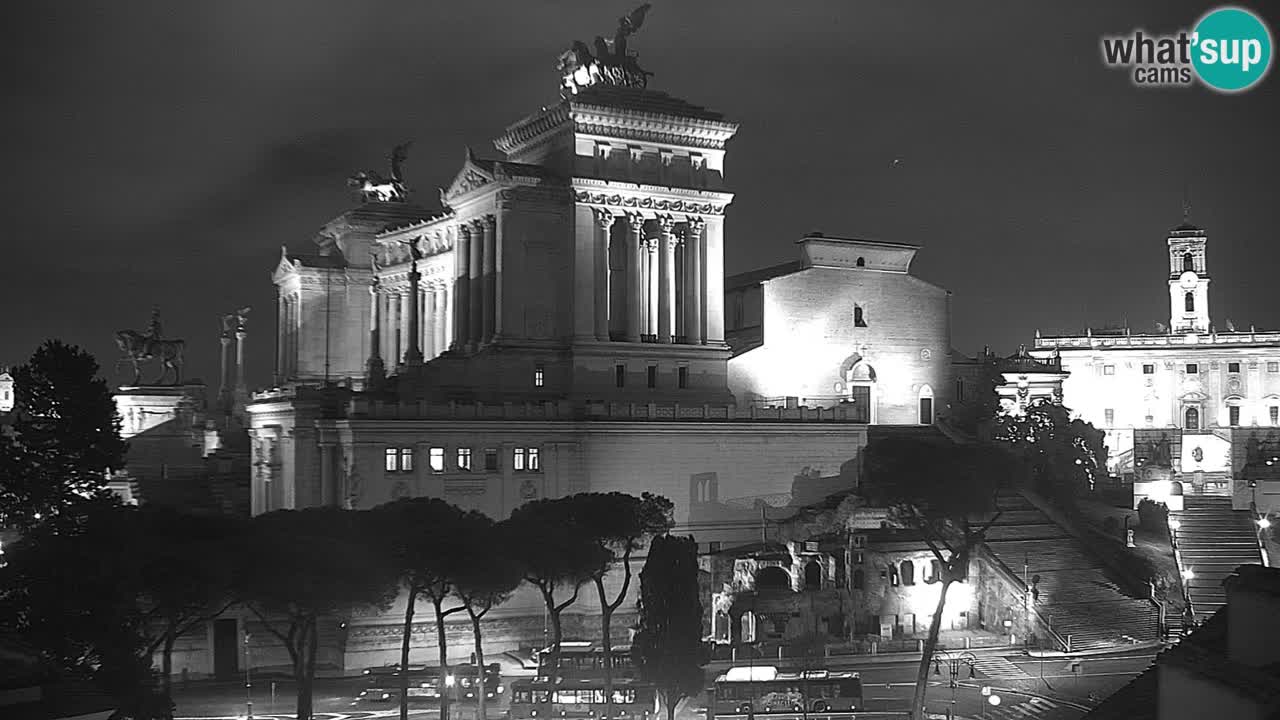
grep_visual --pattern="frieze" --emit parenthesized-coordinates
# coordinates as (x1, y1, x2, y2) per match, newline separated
(573, 190, 724, 215)
(573, 121, 734, 151)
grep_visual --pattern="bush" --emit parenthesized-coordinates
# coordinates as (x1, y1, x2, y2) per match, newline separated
(1137, 499, 1169, 533)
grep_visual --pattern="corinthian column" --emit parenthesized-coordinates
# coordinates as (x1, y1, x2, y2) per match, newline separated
(646, 238, 659, 339)
(685, 217, 705, 345)
(469, 219, 484, 348)
(367, 276, 385, 386)
(404, 243, 424, 367)
(658, 216, 676, 343)
(481, 215, 496, 344)
(594, 209, 614, 341)
(626, 214, 644, 343)
(454, 224, 471, 351)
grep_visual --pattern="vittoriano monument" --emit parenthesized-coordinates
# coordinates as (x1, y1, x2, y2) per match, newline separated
(347, 141, 413, 203)
(557, 3, 654, 97)
(115, 307, 186, 386)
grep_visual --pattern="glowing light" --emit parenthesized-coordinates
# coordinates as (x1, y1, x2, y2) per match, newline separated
(1259, 517, 1272, 530)
(445, 674, 456, 687)
(1182, 568, 1195, 581)
(988, 695, 1002, 707)
(1169, 519, 1181, 531)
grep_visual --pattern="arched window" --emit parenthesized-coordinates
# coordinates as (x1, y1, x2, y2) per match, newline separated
(756, 566, 790, 591)
(1185, 292, 1195, 312)
(926, 559, 941, 584)
(804, 560, 822, 590)
(1185, 406, 1200, 431)
(856, 257, 866, 268)
(900, 560, 915, 586)
(888, 566, 900, 587)
(918, 385, 935, 425)
(1183, 252, 1194, 272)
(854, 305, 867, 328)
(852, 569, 865, 590)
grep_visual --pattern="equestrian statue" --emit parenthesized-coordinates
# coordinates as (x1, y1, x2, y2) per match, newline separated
(115, 307, 185, 386)
(347, 142, 413, 203)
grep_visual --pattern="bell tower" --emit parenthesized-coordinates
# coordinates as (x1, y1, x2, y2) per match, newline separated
(1167, 216, 1210, 334)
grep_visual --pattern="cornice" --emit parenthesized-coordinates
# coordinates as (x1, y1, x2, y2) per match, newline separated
(494, 104, 573, 156)
(571, 179, 733, 217)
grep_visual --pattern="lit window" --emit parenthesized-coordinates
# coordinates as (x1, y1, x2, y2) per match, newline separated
(1271, 406, 1278, 426)
(534, 365, 545, 387)
(889, 567, 899, 586)
(1103, 365, 1114, 375)
(1186, 364, 1198, 374)
(1270, 362, 1279, 373)
(385, 448, 398, 472)
(678, 366, 688, 389)
(484, 448, 498, 471)
(457, 448, 472, 471)
(615, 364, 626, 388)
(1228, 362, 1241, 373)
(528, 447, 540, 471)
(514, 447, 526, 471)
(1143, 364, 1155, 374)
(647, 366, 657, 389)
(399, 448, 414, 472)
(1105, 409, 1115, 426)
(429, 447, 445, 473)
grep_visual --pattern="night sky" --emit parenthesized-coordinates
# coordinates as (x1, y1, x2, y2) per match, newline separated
(3, 1, 1278, 389)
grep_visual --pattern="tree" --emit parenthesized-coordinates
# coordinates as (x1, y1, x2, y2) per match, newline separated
(452, 517, 524, 720)
(373, 498, 478, 720)
(946, 352, 1002, 438)
(632, 534, 706, 720)
(861, 434, 1013, 720)
(995, 398, 1108, 507)
(507, 497, 611, 681)
(0, 498, 174, 719)
(0, 341, 126, 529)
(569, 492, 674, 720)
(134, 506, 242, 698)
(238, 508, 398, 720)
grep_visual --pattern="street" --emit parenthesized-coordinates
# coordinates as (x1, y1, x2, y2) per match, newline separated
(172, 649, 1158, 720)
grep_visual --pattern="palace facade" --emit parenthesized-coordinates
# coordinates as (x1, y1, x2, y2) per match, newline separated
(1031, 221, 1280, 512)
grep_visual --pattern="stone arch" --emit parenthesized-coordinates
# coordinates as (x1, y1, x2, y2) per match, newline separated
(918, 384, 935, 425)
(856, 257, 866, 268)
(804, 560, 822, 590)
(756, 565, 790, 591)
(1169, 481, 1184, 497)
(1183, 251, 1194, 272)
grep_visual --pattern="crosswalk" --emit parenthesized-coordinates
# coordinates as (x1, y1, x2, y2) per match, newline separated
(983, 696, 1062, 719)
(971, 655, 1033, 681)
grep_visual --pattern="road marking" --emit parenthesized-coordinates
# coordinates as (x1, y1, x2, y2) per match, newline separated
(973, 656, 1033, 680)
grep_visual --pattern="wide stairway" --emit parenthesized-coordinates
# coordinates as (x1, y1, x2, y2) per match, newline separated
(983, 493, 1161, 652)
(1171, 495, 1264, 622)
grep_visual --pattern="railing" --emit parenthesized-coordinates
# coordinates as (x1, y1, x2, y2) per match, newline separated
(978, 544, 1071, 652)
(345, 398, 875, 423)
(1035, 329, 1280, 349)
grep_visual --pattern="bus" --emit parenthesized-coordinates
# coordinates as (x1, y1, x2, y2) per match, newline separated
(535, 641, 636, 679)
(507, 676, 657, 720)
(355, 663, 502, 705)
(707, 666, 863, 719)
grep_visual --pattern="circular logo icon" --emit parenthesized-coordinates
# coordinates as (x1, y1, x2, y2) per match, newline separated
(1192, 7, 1273, 92)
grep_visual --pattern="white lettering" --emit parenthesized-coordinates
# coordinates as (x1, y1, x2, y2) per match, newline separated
(1243, 39, 1262, 72)
(1200, 38, 1219, 64)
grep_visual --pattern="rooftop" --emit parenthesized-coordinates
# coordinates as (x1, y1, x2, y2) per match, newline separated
(568, 84, 729, 123)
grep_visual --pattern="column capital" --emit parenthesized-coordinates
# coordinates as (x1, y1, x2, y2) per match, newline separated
(627, 212, 646, 233)
(658, 215, 677, 235)
(594, 207, 616, 230)
(483, 213, 496, 230)
(685, 216, 706, 236)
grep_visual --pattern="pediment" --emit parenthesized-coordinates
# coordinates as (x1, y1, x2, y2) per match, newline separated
(1179, 390, 1208, 402)
(443, 150, 496, 202)
(272, 246, 298, 283)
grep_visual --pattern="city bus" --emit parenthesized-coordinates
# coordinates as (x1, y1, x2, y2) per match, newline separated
(355, 663, 502, 705)
(707, 666, 863, 719)
(507, 676, 657, 720)
(534, 641, 636, 679)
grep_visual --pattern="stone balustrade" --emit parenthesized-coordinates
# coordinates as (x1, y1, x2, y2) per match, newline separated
(1035, 330, 1280, 349)
(346, 397, 870, 422)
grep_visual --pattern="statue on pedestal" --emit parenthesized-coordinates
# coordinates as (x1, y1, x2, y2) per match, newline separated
(347, 142, 413, 203)
(114, 307, 185, 386)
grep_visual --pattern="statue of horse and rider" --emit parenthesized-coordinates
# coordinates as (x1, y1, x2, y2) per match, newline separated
(115, 308, 185, 386)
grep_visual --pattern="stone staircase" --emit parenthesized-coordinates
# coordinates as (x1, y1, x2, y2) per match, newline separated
(983, 493, 1160, 652)
(1171, 494, 1264, 622)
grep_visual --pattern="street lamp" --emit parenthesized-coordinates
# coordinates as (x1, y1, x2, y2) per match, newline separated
(932, 649, 978, 717)
(1181, 568, 1195, 582)
(1169, 518, 1181, 549)
(244, 631, 253, 720)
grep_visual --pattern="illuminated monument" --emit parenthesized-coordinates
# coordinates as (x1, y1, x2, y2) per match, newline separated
(240, 6, 970, 674)
(1032, 215, 1280, 511)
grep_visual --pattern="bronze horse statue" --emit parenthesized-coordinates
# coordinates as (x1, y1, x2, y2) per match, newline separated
(115, 330, 185, 386)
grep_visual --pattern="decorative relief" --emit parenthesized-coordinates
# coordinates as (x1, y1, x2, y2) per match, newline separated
(574, 190, 724, 215)
(520, 478, 539, 500)
(920, 349, 932, 361)
(1229, 378, 1242, 393)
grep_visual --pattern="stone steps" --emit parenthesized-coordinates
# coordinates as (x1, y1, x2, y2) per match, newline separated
(1170, 498, 1264, 622)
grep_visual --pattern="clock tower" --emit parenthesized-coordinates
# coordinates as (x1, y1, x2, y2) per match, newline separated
(1167, 220, 1210, 334)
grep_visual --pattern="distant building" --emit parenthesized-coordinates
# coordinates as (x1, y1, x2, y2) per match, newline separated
(1032, 221, 1280, 512)
(1086, 565, 1280, 720)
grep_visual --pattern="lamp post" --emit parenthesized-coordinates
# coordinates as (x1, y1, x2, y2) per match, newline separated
(932, 649, 977, 719)
(1169, 518, 1181, 549)
(244, 631, 253, 720)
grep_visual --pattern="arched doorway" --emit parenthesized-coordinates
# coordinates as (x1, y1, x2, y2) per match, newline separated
(804, 560, 822, 590)
(756, 566, 790, 591)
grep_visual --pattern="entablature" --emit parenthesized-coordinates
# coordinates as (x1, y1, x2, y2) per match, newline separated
(571, 177, 732, 218)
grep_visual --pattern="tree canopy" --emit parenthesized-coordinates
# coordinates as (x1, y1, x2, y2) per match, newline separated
(994, 398, 1108, 504)
(632, 534, 705, 720)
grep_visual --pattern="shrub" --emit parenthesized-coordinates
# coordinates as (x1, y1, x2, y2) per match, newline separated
(1137, 499, 1169, 533)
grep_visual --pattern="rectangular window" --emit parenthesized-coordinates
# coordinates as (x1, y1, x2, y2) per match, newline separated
(1105, 408, 1115, 426)
(919, 397, 933, 424)
(1143, 364, 1155, 374)
(1186, 363, 1199, 374)
(514, 447, 526, 471)
(385, 448, 398, 472)
(1271, 406, 1278, 426)
(615, 364, 626, 388)
(399, 448, 414, 472)
(1103, 365, 1115, 375)
(1270, 362, 1279, 373)
(484, 448, 498, 472)
(647, 365, 657, 389)
(528, 447, 540, 471)
(1229, 362, 1241, 373)
(1229, 406, 1241, 426)
(429, 447, 445, 473)
(534, 365, 545, 387)
(678, 366, 688, 389)
(457, 448, 472, 471)
(955, 378, 965, 403)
